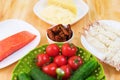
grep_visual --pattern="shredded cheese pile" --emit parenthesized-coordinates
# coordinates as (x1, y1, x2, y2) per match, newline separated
(40, 5, 76, 25)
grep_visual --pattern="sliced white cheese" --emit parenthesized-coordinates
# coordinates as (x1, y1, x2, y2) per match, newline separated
(95, 34, 112, 47)
(104, 38, 120, 68)
(101, 23, 120, 37)
(85, 33, 107, 53)
(107, 38, 120, 54)
(111, 51, 120, 71)
(102, 31, 117, 41)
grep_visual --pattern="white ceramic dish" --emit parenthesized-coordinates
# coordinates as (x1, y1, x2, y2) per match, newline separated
(46, 33, 74, 44)
(46, 25, 74, 44)
(0, 19, 41, 69)
(81, 20, 120, 61)
(33, 0, 89, 25)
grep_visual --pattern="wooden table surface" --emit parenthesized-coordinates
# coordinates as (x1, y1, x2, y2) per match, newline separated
(0, 0, 120, 80)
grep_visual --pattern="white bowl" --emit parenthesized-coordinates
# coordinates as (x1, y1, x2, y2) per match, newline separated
(46, 25, 74, 44)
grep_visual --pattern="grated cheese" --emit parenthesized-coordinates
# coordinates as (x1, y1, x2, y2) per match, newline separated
(40, 5, 76, 25)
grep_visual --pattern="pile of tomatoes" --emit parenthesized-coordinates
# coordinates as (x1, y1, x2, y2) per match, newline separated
(36, 43, 83, 80)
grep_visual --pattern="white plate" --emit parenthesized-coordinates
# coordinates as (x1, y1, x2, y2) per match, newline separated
(81, 20, 120, 61)
(0, 19, 41, 69)
(33, 0, 89, 25)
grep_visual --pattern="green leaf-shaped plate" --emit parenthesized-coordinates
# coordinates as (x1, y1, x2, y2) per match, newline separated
(11, 43, 106, 80)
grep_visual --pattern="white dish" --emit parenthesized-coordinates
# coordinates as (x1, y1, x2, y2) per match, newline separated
(46, 25, 74, 44)
(0, 19, 41, 69)
(33, 0, 89, 25)
(81, 20, 120, 61)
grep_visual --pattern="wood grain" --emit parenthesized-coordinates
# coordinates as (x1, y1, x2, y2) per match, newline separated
(0, 0, 120, 80)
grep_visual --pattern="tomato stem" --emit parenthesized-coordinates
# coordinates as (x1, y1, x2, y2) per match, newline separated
(70, 43, 74, 48)
(74, 59, 79, 64)
(56, 68, 65, 80)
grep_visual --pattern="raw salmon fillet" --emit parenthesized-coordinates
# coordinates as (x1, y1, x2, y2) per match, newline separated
(0, 31, 36, 61)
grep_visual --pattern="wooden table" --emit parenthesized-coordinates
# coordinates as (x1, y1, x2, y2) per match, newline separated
(0, 0, 120, 80)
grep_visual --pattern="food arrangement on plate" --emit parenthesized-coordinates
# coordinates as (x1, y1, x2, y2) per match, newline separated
(0, 19, 41, 69)
(12, 43, 106, 80)
(81, 20, 120, 71)
(0, 31, 36, 61)
(33, 0, 89, 25)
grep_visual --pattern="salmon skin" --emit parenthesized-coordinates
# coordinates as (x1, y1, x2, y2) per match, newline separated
(0, 31, 36, 61)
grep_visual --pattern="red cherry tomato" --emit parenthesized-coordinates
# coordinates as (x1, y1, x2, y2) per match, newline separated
(60, 65, 71, 79)
(62, 43, 77, 57)
(46, 44, 60, 57)
(68, 56, 83, 70)
(36, 53, 50, 67)
(54, 55, 67, 67)
(42, 63, 57, 77)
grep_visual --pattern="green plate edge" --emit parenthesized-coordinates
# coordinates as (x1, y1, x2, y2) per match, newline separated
(11, 43, 106, 80)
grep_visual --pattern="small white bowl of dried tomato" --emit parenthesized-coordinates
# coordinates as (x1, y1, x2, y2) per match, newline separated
(46, 24, 74, 44)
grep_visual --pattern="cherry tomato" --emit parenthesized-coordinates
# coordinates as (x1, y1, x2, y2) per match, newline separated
(54, 55, 67, 67)
(62, 43, 77, 57)
(36, 53, 50, 67)
(46, 44, 60, 57)
(60, 65, 71, 79)
(68, 56, 83, 70)
(42, 63, 57, 77)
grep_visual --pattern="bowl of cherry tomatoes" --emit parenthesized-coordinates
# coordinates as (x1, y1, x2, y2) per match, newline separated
(36, 43, 82, 79)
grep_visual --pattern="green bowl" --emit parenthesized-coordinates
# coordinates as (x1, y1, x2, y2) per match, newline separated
(11, 43, 106, 80)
